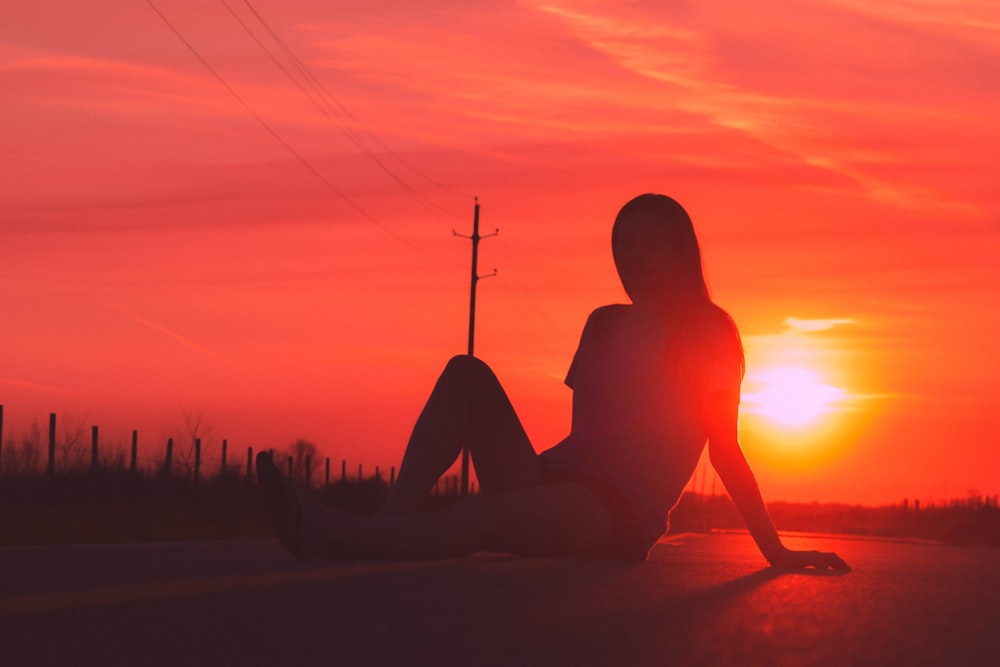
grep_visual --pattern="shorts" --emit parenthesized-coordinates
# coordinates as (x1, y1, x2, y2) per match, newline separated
(540, 462, 649, 561)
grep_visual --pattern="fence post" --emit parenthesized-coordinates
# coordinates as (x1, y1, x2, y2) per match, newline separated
(194, 438, 201, 483)
(130, 430, 138, 473)
(358, 463, 363, 481)
(47, 413, 56, 477)
(247, 446, 253, 480)
(221, 439, 228, 475)
(325, 457, 330, 488)
(165, 437, 173, 476)
(305, 455, 312, 488)
(91, 425, 99, 472)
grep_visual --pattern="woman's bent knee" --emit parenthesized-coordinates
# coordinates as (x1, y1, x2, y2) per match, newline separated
(443, 354, 496, 382)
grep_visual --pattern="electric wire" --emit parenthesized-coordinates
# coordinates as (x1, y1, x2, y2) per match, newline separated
(241, 0, 474, 201)
(145, 0, 433, 258)
(237, 0, 472, 217)
(218, 0, 331, 120)
(223, 0, 457, 222)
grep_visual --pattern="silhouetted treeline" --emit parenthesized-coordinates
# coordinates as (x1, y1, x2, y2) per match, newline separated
(3, 463, 997, 547)
(0, 462, 469, 546)
(668, 492, 1000, 547)
(0, 407, 464, 545)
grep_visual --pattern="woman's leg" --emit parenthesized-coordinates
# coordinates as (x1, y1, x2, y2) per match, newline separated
(258, 356, 615, 559)
(297, 477, 616, 560)
(380, 355, 542, 515)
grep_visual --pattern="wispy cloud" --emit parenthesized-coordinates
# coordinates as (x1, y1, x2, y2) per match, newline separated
(818, 0, 1000, 38)
(783, 317, 854, 333)
(114, 308, 254, 379)
(0, 377, 85, 398)
(526, 1, 998, 216)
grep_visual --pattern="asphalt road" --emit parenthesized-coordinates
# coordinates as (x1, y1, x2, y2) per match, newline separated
(1, 532, 996, 666)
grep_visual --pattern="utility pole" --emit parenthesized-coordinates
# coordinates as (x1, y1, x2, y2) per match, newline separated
(453, 197, 497, 495)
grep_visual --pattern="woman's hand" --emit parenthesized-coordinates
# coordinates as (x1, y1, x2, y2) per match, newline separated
(768, 547, 851, 571)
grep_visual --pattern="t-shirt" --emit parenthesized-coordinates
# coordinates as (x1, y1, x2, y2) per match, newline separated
(539, 303, 743, 549)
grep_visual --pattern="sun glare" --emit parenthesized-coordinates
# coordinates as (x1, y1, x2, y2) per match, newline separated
(741, 367, 848, 429)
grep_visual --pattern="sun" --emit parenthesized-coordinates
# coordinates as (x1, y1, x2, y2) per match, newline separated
(741, 367, 848, 429)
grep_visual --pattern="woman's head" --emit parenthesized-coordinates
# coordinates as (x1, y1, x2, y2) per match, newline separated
(611, 194, 710, 310)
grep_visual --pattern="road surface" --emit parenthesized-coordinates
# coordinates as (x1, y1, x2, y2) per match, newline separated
(1, 532, 996, 665)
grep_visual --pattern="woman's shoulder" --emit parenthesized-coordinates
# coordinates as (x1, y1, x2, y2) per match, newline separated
(693, 304, 740, 339)
(688, 304, 744, 379)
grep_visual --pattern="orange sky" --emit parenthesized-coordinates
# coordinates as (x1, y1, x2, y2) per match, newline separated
(2, 0, 997, 505)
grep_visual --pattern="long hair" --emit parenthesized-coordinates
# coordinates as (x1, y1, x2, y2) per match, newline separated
(612, 194, 745, 380)
(612, 194, 709, 306)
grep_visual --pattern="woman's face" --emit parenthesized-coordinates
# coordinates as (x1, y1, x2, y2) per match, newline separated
(612, 210, 682, 306)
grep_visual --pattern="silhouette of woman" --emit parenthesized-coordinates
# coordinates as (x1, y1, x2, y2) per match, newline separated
(258, 193, 848, 568)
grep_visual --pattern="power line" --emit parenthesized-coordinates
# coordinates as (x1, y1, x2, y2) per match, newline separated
(238, 0, 474, 211)
(146, 3, 575, 404)
(145, 0, 432, 257)
(223, 0, 405, 197)
(219, 0, 330, 119)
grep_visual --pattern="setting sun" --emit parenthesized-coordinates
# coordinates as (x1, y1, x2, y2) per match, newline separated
(741, 367, 848, 429)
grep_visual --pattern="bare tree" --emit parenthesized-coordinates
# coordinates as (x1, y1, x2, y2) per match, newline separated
(170, 412, 217, 478)
(59, 415, 90, 472)
(275, 438, 318, 484)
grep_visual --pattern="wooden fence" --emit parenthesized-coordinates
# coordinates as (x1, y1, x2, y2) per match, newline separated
(0, 405, 431, 491)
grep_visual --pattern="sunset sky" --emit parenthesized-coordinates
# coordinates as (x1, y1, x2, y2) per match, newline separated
(2, 0, 998, 505)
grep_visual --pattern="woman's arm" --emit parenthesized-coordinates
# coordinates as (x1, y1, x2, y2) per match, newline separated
(706, 389, 849, 570)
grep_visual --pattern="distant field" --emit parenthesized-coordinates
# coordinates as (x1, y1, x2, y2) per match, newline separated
(0, 469, 400, 546)
(1, 467, 997, 547)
